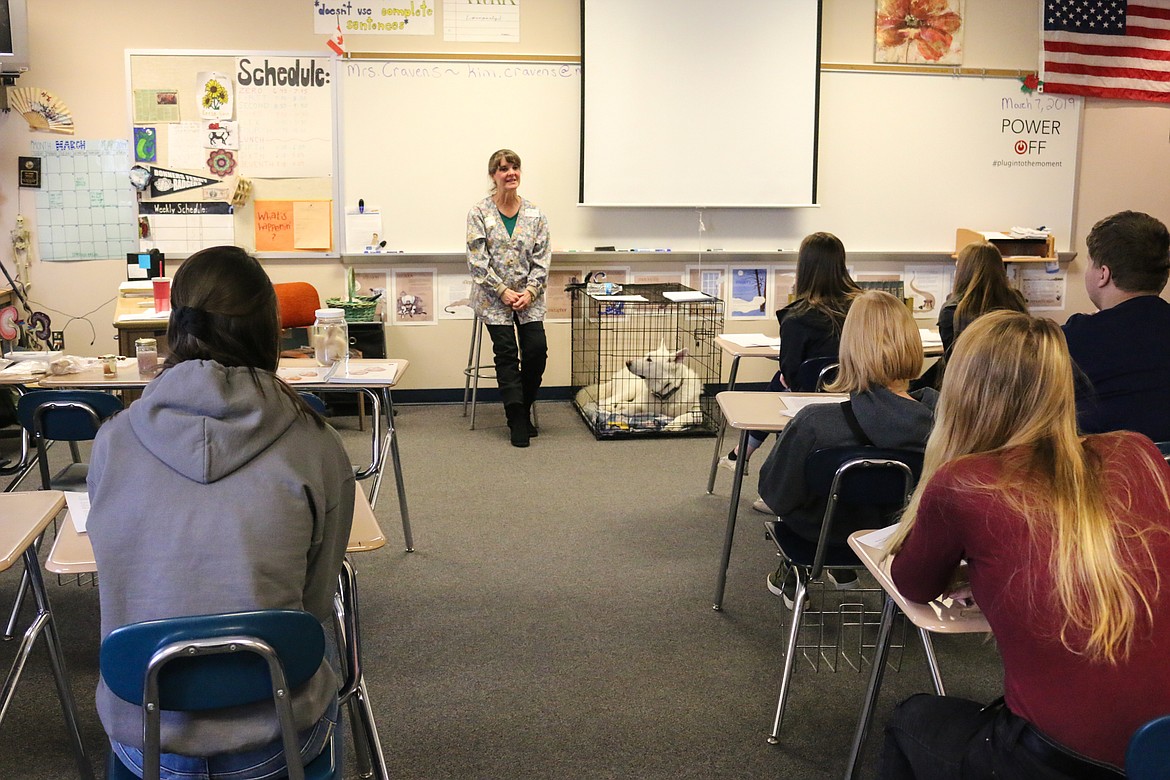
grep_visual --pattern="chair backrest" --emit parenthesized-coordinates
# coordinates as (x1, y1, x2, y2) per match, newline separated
(17, 389, 123, 442)
(1127, 714, 1170, 779)
(804, 446, 924, 575)
(1156, 441, 1170, 463)
(274, 282, 322, 329)
(101, 610, 326, 780)
(793, 357, 840, 392)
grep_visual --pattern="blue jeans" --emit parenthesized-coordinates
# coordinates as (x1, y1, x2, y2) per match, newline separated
(110, 695, 340, 780)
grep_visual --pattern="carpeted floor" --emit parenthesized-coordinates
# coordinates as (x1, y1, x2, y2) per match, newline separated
(0, 401, 1002, 779)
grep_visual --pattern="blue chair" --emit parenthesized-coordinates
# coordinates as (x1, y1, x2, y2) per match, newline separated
(792, 356, 840, 393)
(763, 446, 923, 744)
(1127, 713, 1170, 779)
(101, 609, 342, 780)
(16, 389, 123, 491)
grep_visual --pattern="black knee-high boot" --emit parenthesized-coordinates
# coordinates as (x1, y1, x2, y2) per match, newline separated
(505, 403, 530, 448)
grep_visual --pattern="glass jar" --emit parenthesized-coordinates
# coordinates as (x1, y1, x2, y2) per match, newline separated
(311, 308, 349, 367)
(135, 338, 158, 376)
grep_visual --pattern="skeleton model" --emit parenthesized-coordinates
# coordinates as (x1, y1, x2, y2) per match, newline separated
(9, 215, 30, 288)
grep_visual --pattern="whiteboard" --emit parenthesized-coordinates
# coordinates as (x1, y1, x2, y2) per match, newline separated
(339, 63, 1081, 253)
(581, 0, 820, 207)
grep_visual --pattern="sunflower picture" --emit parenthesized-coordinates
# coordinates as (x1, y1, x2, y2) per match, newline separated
(875, 0, 964, 65)
(196, 71, 234, 120)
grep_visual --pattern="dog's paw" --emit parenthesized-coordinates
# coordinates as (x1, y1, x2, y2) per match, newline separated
(664, 410, 703, 432)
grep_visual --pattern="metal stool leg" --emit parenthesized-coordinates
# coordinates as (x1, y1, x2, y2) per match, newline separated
(462, 316, 478, 417)
(469, 317, 484, 430)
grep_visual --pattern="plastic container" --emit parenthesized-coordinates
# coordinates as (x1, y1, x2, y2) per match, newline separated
(135, 338, 158, 376)
(311, 308, 349, 367)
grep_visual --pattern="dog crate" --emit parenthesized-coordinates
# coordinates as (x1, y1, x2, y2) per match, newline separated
(570, 283, 723, 439)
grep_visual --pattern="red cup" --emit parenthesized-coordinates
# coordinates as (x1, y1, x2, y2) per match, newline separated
(152, 277, 171, 314)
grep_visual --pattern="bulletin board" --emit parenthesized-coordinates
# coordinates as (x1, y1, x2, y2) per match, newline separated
(126, 50, 338, 258)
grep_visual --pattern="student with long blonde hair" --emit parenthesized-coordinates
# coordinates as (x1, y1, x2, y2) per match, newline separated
(882, 310, 1170, 778)
(936, 240, 1027, 356)
(757, 291, 936, 604)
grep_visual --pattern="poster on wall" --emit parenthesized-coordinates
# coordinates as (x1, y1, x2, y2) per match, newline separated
(234, 56, 333, 177)
(904, 264, 953, 318)
(875, 0, 964, 65)
(546, 268, 584, 322)
(437, 272, 474, 321)
(196, 71, 234, 120)
(312, 1, 436, 36)
(728, 267, 768, 318)
(392, 268, 437, 326)
(687, 266, 727, 301)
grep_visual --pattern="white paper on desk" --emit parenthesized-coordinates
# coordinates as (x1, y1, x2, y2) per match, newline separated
(720, 333, 781, 348)
(588, 294, 649, 302)
(918, 328, 943, 347)
(344, 212, 384, 254)
(116, 309, 169, 322)
(780, 396, 845, 417)
(663, 290, 712, 302)
(854, 524, 899, 548)
(64, 491, 90, 534)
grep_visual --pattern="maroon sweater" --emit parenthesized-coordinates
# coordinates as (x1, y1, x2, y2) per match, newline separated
(891, 431, 1170, 767)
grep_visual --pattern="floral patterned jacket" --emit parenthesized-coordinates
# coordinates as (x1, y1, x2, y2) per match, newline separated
(466, 196, 550, 325)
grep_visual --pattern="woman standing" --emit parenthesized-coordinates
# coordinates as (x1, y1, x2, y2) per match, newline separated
(882, 311, 1170, 777)
(936, 241, 1028, 356)
(88, 246, 355, 779)
(723, 231, 861, 473)
(758, 291, 936, 603)
(467, 148, 551, 448)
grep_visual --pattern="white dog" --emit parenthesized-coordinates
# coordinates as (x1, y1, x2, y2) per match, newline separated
(578, 344, 704, 431)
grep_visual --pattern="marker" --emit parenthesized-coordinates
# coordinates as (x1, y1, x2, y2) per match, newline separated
(358, 199, 364, 214)
(378, 240, 386, 249)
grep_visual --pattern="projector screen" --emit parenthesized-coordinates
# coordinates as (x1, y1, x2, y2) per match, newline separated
(581, 0, 821, 208)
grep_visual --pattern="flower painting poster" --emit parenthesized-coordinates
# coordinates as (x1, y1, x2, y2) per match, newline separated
(875, 0, 964, 65)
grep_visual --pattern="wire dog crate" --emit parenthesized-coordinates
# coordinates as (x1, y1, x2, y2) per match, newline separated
(570, 283, 723, 439)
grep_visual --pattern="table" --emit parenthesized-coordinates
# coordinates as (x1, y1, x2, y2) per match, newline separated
(711, 391, 845, 610)
(0, 491, 92, 780)
(46, 482, 390, 780)
(843, 528, 991, 779)
(706, 337, 780, 494)
(37, 357, 414, 552)
(111, 296, 169, 358)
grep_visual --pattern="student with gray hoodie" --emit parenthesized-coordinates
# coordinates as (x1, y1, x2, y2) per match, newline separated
(87, 246, 355, 779)
(757, 291, 936, 605)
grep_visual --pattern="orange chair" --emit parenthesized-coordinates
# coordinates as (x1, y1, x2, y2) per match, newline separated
(274, 282, 321, 331)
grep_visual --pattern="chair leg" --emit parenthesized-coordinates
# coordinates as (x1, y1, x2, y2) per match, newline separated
(919, 628, 946, 695)
(3, 531, 44, 640)
(767, 570, 807, 744)
(469, 318, 484, 431)
(462, 316, 478, 417)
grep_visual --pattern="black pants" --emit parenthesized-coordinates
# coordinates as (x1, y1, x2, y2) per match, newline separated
(881, 694, 1124, 779)
(486, 318, 547, 409)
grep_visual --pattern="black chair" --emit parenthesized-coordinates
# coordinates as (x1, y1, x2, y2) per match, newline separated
(1127, 713, 1170, 779)
(1155, 441, 1170, 462)
(763, 446, 923, 744)
(101, 609, 342, 780)
(792, 356, 840, 393)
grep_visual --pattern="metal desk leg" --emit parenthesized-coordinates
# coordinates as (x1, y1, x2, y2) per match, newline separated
(706, 356, 741, 495)
(0, 547, 94, 780)
(712, 429, 750, 610)
(379, 388, 413, 552)
(845, 596, 897, 780)
(920, 628, 945, 696)
(335, 559, 390, 780)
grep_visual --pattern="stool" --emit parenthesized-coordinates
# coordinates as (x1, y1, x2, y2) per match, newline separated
(462, 313, 538, 431)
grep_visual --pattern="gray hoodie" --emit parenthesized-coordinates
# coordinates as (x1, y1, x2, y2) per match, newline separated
(757, 386, 937, 544)
(87, 359, 355, 755)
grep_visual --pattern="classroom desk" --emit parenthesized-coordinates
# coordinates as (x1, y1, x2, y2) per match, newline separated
(711, 391, 845, 611)
(0, 491, 92, 780)
(706, 336, 779, 494)
(46, 482, 390, 780)
(37, 357, 415, 552)
(0, 371, 37, 482)
(843, 528, 991, 780)
(111, 296, 169, 357)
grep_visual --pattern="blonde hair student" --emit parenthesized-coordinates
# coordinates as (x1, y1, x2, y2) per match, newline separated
(881, 310, 1170, 778)
(757, 291, 937, 604)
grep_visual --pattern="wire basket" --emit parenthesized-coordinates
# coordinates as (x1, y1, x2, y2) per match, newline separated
(325, 296, 379, 322)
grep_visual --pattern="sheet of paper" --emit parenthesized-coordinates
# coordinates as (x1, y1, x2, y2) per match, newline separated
(663, 290, 712, 302)
(588, 294, 649, 302)
(166, 122, 208, 171)
(133, 89, 181, 123)
(854, 523, 899, 548)
(64, 491, 90, 534)
(117, 309, 169, 321)
(293, 201, 332, 250)
(719, 333, 781, 348)
(345, 212, 384, 253)
(443, 0, 519, 42)
(779, 395, 845, 417)
(918, 328, 943, 347)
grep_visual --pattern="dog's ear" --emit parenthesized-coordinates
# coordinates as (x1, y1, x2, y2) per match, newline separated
(674, 348, 689, 362)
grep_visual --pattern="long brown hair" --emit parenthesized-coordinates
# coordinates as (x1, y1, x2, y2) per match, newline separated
(950, 241, 1028, 334)
(888, 311, 1168, 662)
(787, 232, 861, 330)
(164, 245, 321, 423)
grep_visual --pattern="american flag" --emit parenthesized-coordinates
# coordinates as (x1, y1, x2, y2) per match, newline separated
(1042, 1, 1170, 103)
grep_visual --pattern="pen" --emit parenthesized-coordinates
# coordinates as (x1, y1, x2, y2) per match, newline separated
(358, 199, 364, 214)
(378, 240, 387, 249)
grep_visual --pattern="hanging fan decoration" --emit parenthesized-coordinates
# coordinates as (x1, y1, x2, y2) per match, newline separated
(0, 306, 19, 342)
(6, 87, 76, 134)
